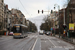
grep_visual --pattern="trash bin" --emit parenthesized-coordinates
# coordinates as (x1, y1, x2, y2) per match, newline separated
(51, 33, 52, 36)
(4, 32, 6, 35)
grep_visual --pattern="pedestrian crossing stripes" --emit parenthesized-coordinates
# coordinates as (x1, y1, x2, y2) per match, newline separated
(50, 46, 74, 49)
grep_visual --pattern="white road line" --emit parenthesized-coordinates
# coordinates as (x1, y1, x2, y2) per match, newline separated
(32, 38, 38, 50)
(57, 41, 61, 43)
(63, 46, 74, 49)
(48, 38, 56, 47)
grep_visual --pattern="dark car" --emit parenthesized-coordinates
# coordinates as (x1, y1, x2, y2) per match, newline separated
(45, 31, 51, 35)
(44, 31, 46, 34)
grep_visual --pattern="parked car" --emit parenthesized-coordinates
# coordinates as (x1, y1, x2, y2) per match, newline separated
(45, 31, 51, 35)
(43, 30, 46, 34)
(39, 30, 44, 35)
(44, 31, 47, 34)
(8, 32, 13, 36)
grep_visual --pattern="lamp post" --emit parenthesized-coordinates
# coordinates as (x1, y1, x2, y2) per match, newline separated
(12, 15, 14, 28)
(54, 4, 60, 37)
(54, 6, 56, 36)
(6, 10, 9, 31)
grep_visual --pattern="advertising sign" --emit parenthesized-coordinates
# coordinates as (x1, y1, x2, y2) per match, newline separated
(51, 28, 53, 31)
(69, 23, 74, 30)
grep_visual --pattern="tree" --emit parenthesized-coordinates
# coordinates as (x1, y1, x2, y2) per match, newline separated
(40, 15, 53, 31)
(27, 21, 37, 32)
(63, 0, 70, 8)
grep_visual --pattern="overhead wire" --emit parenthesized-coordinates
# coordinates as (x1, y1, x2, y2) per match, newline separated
(19, 0, 32, 17)
(19, 0, 43, 28)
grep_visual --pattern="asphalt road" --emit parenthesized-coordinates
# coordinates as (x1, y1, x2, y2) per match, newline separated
(0, 32, 75, 50)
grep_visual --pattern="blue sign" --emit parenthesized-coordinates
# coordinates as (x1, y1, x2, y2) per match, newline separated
(51, 28, 53, 31)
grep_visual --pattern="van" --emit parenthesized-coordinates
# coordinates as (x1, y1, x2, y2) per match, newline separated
(39, 30, 44, 35)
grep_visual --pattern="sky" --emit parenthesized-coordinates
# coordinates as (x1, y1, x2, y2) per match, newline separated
(4, 0, 67, 18)
(4, 0, 68, 31)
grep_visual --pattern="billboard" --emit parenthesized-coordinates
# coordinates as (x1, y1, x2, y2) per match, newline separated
(69, 23, 74, 30)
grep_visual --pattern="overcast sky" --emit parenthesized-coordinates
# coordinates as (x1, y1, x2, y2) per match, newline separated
(4, 0, 67, 18)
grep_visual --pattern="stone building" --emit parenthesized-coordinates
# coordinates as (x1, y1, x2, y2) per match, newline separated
(3, 7, 27, 31)
(68, 0, 75, 24)
(67, 0, 75, 37)
(48, 11, 59, 33)
(59, 0, 75, 37)
(11, 9, 26, 25)
(59, 9, 66, 34)
(0, 0, 4, 30)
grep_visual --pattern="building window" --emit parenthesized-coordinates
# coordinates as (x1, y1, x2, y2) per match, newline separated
(74, 19, 75, 22)
(2, 0, 3, 3)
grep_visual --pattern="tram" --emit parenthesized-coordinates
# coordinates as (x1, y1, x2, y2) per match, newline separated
(12, 24, 28, 38)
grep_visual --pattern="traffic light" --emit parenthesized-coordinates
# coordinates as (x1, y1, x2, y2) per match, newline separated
(63, 25, 67, 29)
(54, 7, 55, 9)
(38, 10, 40, 14)
(51, 10, 53, 14)
(42, 10, 43, 14)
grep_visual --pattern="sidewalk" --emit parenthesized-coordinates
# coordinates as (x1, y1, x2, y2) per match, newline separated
(73, 39, 75, 44)
(55, 35, 75, 45)
(0, 35, 2, 37)
(0, 35, 9, 37)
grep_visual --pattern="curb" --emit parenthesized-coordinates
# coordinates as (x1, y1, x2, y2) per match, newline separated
(55, 35, 75, 45)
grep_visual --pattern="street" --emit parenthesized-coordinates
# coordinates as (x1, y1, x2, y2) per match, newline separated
(0, 32, 75, 50)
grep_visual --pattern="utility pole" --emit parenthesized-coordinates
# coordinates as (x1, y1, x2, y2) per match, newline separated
(64, 9, 65, 25)
(67, 0, 70, 38)
(54, 4, 60, 37)
(63, 9, 66, 37)
(7, 10, 9, 32)
(54, 7, 56, 36)
(58, 6, 60, 38)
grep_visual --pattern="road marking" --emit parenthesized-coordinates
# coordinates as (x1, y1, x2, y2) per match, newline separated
(45, 41, 47, 42)
(63, 46, 74, 49)
(48, 38, 56, 47)
(57, 41, 61, 43)
(41, 41, 47, 42)
(31, 38, 38, 50)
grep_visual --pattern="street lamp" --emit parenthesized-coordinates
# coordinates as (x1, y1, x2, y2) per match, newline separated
(6, 10, 9, 31)
(54, 4, 60, 37)
(12, 15, 14, 26)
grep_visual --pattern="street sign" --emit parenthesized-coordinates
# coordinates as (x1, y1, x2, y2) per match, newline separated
(51, 28, 53, 31)
(63, 30, 66, 34)
(69, 23, 74, 30)
(53, 28, 55, 30)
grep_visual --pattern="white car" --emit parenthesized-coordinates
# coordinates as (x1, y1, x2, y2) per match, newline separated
(8, 32, 13, 36)
(39, 30, 44, 35)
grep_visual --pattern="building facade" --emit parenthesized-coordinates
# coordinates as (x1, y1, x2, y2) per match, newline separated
(0, 0, 4, 30)
(59, 0, 75, 37)
(11, 9, 26, 25)
(49, 11, 59, 30)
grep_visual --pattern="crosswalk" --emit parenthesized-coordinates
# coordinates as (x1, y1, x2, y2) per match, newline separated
(50, 46, 74, 49)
